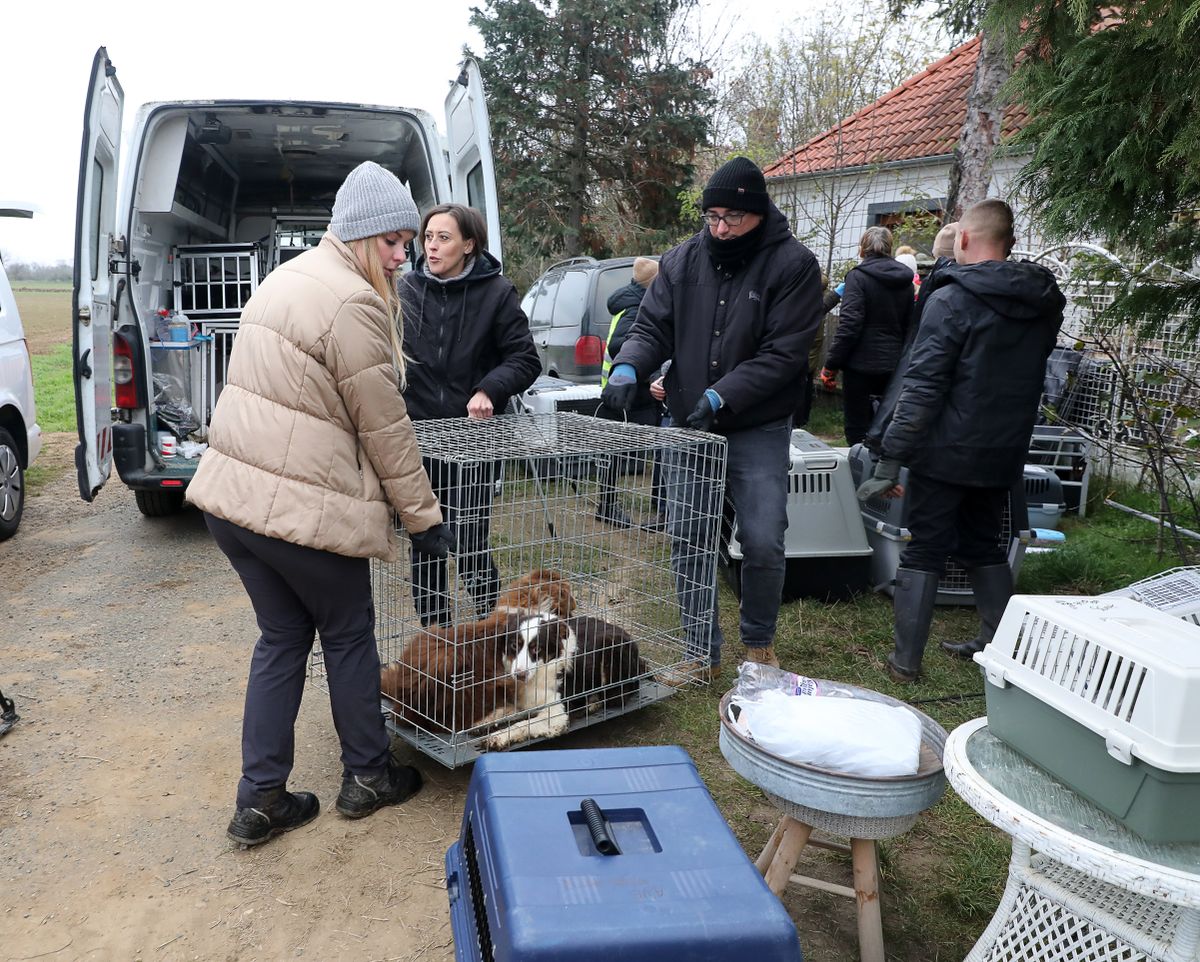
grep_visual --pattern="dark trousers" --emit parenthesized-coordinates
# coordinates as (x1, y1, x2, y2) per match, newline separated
(664, 417, 791, 663)
(842, 369, 893, 446)
(597, 403, 666, 516)
(899, 473, 1009, 574)
(411, 457, 500, 627)
(205, 513, 391, 808)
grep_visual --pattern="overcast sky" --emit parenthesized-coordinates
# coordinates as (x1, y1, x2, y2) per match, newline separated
(0, 0, 835, 263)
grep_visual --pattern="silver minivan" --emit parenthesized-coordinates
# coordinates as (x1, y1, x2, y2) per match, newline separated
(0, 204, 41, 540)
(73, 47, 499, 515)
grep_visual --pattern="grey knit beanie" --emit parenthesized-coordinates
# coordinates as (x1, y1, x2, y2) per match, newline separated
(330, 161, 420, 242)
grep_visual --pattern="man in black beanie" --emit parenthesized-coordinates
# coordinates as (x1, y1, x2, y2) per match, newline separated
(601, 156, 823, 681)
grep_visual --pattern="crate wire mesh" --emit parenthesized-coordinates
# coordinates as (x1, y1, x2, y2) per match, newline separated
(312, 412, 727, 767)
(1103, 566, 1200, 625)
(172, 243, 259, 317)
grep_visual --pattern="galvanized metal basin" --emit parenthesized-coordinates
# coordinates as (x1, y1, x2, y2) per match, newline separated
(719, 684, 949, 839)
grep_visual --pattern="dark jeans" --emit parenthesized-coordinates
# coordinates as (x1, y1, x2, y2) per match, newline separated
(411, 457, 500, 627)
(842, 369, 893, 446)
(899, 473, 1009, 574)
(664, 417, 791, 664)
(204, 513, 390, 808)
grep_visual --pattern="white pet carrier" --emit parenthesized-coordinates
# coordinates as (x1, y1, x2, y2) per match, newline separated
(1103, 566, 1200, 625)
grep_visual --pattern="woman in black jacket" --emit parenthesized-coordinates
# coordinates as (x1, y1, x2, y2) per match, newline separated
(400, 204, 540, 625)
(824, 227, 915, 445)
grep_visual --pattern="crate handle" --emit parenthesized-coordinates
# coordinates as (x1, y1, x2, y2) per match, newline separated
(1104, 731, 1135, 765)
(580, 798, 622, 856)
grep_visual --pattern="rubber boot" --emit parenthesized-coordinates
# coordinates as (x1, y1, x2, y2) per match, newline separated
(941, 563, 1012, 659)
(887, 567, 940, 683)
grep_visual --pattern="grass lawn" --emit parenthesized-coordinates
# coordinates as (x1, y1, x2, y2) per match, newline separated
(14, 284, 1194, 957)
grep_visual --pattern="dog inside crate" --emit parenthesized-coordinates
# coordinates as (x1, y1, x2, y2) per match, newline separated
(331, 414, 726, 766)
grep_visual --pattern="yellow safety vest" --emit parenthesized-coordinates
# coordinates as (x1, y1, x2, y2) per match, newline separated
(599, 309, 626, 388)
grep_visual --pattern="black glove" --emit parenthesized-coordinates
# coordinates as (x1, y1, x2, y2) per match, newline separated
(600, 363, 637, 412)
(410, 522, 456, 558)
(855, 457, 902, 501)
(686, 393, 718, 432)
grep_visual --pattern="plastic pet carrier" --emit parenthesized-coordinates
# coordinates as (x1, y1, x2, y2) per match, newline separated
(848, 444, 1030, 606)
(726, 430, 871, 601)
(1103, 566, 1200, 625)
(445, 746, 803, 962)
(516, 374, 603, 418)
(1027, 425, 1090, 516)
(1022, 463, 1066, 531)
(978, 594, 1200, 843)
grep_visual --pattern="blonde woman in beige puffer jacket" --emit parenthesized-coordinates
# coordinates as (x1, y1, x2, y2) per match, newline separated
(188, 161, 453, 847)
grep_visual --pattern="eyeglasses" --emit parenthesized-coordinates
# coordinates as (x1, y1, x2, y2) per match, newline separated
(701, 210, 748, 227)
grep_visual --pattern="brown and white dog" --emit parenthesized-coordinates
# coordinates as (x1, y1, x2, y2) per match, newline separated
(485, 612, 579, 749)
(380, 570, 578, 739)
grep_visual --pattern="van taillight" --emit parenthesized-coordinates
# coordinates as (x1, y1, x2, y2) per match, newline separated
(575, 335, 604, 366)
(113, 332, 138, 409)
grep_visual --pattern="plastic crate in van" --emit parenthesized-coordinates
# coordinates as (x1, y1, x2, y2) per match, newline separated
(445, 746, 802, 962)
(978, 594, 1200, 843)
(726, 430, 871, 601)
(847, 444, 1030, 606)
(172, 243, 259, 317)
(1103, 566, 1200, 625)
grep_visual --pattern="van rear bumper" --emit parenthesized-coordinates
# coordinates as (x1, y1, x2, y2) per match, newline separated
(112, 422, 196, 490)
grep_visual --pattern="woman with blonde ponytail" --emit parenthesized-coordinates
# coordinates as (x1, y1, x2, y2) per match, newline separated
(188, 161, 453, 847)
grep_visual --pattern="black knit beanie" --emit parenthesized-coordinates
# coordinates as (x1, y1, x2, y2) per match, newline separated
(702, 156, 769, 214)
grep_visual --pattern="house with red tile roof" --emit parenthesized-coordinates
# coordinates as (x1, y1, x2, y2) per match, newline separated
(765, 36, 1041, 273)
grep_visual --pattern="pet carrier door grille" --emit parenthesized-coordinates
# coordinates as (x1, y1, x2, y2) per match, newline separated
(310, 413, 727, 767)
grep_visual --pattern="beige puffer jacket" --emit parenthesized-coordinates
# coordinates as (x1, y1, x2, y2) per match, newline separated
(187, 234, 442, 560)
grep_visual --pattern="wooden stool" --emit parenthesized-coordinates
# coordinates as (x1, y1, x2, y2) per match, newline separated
(756, 815, 885, 962)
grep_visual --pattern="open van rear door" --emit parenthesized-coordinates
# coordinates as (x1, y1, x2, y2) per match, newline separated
(72, 47, 123, 501)
(444, 59, 501, 261)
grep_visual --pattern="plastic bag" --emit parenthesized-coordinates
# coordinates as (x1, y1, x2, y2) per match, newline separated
(731, 688, 922, 777)
(153, 372, 199, 439)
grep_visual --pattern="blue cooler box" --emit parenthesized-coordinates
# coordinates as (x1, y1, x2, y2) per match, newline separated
(446, 746, 803, 962)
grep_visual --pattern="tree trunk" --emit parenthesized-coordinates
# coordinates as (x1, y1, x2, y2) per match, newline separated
(945, 24, 1011, 222)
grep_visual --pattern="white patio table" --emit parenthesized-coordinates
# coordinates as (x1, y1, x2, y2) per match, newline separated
(944, 717, 1200, 962)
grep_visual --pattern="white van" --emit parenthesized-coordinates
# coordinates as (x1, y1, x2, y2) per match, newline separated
(0, 204, 41, 540)
(73, 46, 498, 515)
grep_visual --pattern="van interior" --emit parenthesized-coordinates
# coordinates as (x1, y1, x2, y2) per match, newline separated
(124, 103, 438, 436)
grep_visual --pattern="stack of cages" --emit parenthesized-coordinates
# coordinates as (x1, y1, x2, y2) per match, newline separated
(1103, 566, 1200, 625)
(725, 429, 872, 601)
(311, 412, 727, 767)
(848, 443, 1030, 605)
(170, 243, 260, 437)
(978, 594, 1200, 843)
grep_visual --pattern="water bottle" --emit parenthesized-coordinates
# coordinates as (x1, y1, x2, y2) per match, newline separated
(736, 661, 823, 699)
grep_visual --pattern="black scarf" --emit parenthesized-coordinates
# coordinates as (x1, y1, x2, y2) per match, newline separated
(705, 219, 767, 272)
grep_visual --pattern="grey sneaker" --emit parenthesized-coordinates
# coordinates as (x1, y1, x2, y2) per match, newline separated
(336, 760, 423, 819)
(227, 789, 319, 847)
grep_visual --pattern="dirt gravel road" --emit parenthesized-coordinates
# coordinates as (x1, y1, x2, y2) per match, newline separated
(2, 433, 467, 962)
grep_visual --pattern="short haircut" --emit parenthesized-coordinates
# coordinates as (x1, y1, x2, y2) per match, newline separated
(962, 200, 1014, 252)
(419, 203, 488, 252)
(933, 221, 959, 258)
(859, 226, 893, 258)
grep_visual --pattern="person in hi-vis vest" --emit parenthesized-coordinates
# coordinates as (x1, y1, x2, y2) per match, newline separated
(596, 257, 661, 528)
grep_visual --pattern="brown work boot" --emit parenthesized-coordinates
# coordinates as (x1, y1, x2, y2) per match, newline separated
(656, 659, 718, 687)
(743, 645, 780, 668)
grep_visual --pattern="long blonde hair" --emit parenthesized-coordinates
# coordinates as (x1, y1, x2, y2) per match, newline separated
(349, 236, 407, 388)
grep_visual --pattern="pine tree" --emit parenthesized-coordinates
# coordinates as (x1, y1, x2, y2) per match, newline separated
(992, 0, 1200, 327)
(468, 0, 711, 283)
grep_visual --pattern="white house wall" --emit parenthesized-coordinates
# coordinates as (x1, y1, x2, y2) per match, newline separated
(768, 151, 1045, 274)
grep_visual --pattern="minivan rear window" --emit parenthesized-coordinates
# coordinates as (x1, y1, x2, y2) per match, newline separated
(593, 267, 634, 334)
(528, 273, 559, 328)
(553, 270, 588, 328)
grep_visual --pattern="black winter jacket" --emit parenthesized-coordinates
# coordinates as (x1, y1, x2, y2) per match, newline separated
(825, 254, 914, 374)
(613, 204, 823, 432)
(881, 259, 1065, 486)
(400, 250, 541, 421)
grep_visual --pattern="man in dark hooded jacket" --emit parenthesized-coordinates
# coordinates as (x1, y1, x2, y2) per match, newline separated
(857, 199, 1065, 682)
(601, 156, 823, 680)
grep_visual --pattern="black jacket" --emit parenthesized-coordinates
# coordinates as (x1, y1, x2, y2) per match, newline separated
(825, 254, 914, 374)
(604, 281, 656, 414)
(400, 250, 541, 421)
(881, 259, 1065, 486)
(613, 203, 823, 432)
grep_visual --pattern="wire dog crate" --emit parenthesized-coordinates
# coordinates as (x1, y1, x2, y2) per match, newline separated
(312, 413, 727, 767)
(172, 243, 259, 317)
